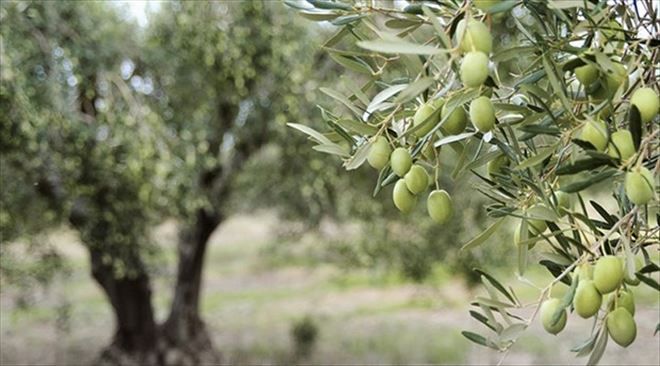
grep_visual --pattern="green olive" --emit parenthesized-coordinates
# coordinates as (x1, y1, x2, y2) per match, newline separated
(593, 255, 623, 294)
(630, 87, 659, 123)
(607, 130, 636, 161)
(391, 148, 412, 176)
(487, 154, 509, 177)
(574, 63, 598, 87)
(607, 307, 637, 347)
(473, 0, 500, 11)
(616, 290, 635, 316)
(574, 280, 602, 318)
(393, 179, 417, 214)
(441, 104, 467, 135)
(540, 298, 567, 335)
(460, 51, 490, 88)
(603, 63, 628, 97)
(625, 167, 654, 205)
(575, 262, 593, 281)
(427, 189, 453, 224)
(550, 282, 568, 299)
(456, 19, 493, 54)
(367, 136, 391, 170)
(404, 164, 429, 194)
(469, 96, 495, 132)
(413, 101, 442, 137)
(579, 120, 608, 151)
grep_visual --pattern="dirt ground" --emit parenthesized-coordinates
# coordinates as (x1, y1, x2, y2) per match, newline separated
(1, 212, 659, 365)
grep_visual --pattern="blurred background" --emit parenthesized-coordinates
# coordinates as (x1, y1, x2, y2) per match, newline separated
(0, 1, 657, 365)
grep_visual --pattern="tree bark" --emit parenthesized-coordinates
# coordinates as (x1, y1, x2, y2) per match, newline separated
(160, 208, 222, 365)
(90, 249, 160, 366)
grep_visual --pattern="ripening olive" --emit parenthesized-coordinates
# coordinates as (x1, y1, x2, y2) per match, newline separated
(367, 136, 391, 170)
(393, 179, 417, 214)
(607, 307, 637, 347)
(625, 167, 654, 205)
(413, 101, 441, 137)
(427, 189, 453, 224)
(391, 148, 412, 176)
(579, 120, 608, 151)
(441, 104, 467, 135)
(460, 52, 489, 88)
(470, 96, 495, 132)
(630, 87, 659, 123)
(540, 298, 567, 335)
(616, 290, 635, 316)
(404, 164, 429, 194)
(607, 130, 635, 161)
(593, 256, 624, 294)
(456, 19, 493, 54)
(487, 154, 509, 177)
(574, 63, 598, 87)
(574, 280, 602, 318)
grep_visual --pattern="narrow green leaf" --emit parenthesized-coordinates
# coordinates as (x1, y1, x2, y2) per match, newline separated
(306, 0, 351, 11)
(344, 142, 371, 170)
(475, 269, 517, 304)
(312, 143, 350, 157)
(384, 18, 421, 29)
(394, 77, 434, 104)
(320, 87, 363, 117)
(331, 14, 366, 26)
(559, 170, 617, 193)
(514, 146, 556, 170)
(587, 327, 608, 366)
(334, 119, 378, 135)
(287, 123, 333, 145)
(298, 11, 341, 21)
(461, 331, 490, 348)
(329, 53, 373, 74)
(357, 37, 445, 55)
(461, 217, 506, 251)
(433, 132, 476, 148)
(629, 105, 642, 150)
(499, 323, 527, 342)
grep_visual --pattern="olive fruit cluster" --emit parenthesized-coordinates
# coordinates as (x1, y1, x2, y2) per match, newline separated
(541, 256, 638, 347)
(367, 137, 453, 223)
(575, 85, 658, 206)
(455, 19, 498, 133)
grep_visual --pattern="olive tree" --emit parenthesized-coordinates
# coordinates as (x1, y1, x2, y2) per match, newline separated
(288, 0, 659, 362)
(1, 1, 331, 364)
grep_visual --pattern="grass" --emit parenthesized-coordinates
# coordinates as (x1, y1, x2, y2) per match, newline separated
(1, 214, 659, 365)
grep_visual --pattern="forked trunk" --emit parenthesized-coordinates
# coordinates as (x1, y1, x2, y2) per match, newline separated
(160, 208, 222, 365)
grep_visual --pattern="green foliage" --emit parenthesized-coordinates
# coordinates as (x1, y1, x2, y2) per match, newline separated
(289, 0, 659, 361)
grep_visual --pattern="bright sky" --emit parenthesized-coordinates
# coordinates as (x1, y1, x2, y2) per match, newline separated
(112, 0, 158, 27)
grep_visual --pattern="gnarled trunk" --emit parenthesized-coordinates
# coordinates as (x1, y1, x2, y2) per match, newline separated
(160, 208, 222, 365)
(90, 249, 159, 366)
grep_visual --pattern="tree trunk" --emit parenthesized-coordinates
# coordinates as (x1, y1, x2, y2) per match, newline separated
(89, 249, 160, 366)
(160, 208, 222, 365)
